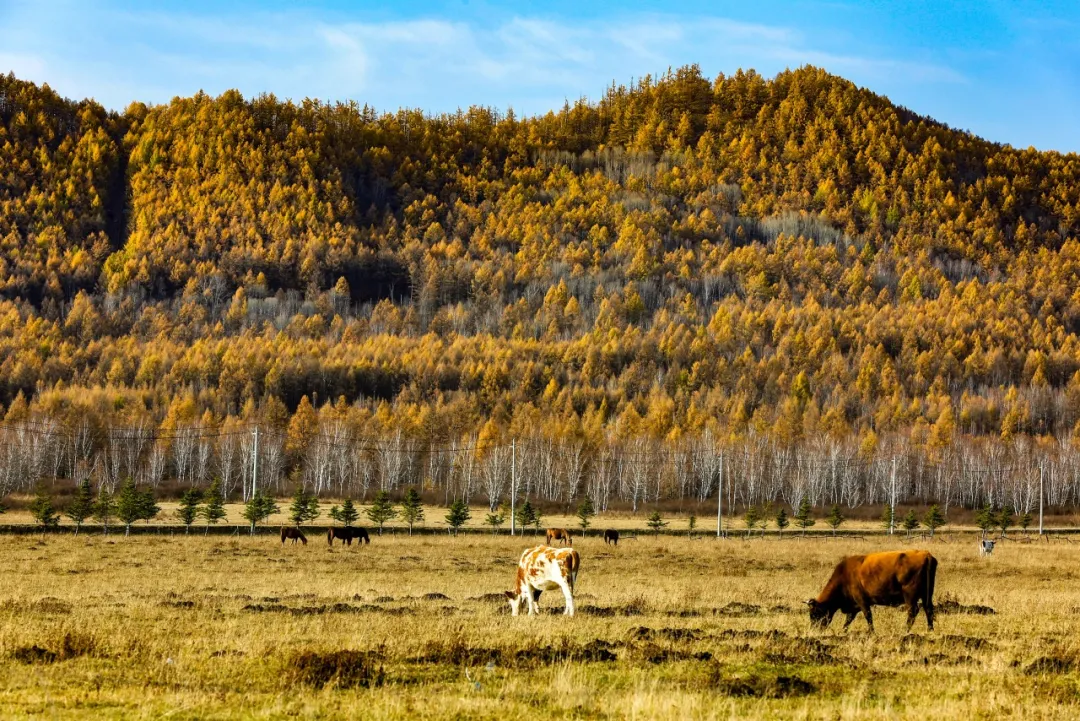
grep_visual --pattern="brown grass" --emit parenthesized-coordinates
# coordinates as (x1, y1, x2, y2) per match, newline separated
(0, 532, 1077, 718)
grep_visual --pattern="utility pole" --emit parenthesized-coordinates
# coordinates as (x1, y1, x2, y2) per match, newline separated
(510, 439, 516, 536)
(889, 457, 897, 536)
(1039, 463, 1044, 536)
(716, 451, 724, 538)
(252, 426, 259, 500)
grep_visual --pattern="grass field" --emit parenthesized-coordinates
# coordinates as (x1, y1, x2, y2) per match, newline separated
(0, 530, 1078, 719)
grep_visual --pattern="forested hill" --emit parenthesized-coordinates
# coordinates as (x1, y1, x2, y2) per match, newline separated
(2, 63, 1080, 457)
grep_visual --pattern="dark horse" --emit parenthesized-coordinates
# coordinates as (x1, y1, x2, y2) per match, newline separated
(604, 529, 620, 546)
(328, 527, 371, 546)
(280, 527, 308, 545)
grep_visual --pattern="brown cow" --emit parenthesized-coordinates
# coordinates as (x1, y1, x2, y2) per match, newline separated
(545, 528, 572, 546)
(807, 550, 937, 632)
(280, 527, 308, 545)
(603, 529, 619, 545)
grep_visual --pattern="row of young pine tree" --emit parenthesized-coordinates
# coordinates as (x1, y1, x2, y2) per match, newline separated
(23, 480, 1020, 538)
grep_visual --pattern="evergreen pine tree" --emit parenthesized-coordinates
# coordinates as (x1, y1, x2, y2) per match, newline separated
(744, 505, 761, 538)
(66, 478, 94, 536)
(825, 505, 845, 536)
(329, 498, 360, 527)
(93, 489, 116, 535)
(775, 507, 789, 538)
(138, 486, 160, 526)
(28, 485, 60, 536)
(515, 500, 536, 534)
(242, 490, 279, 534)
(484, 511, 505, 534)
(288, 486, 319, 526)
(881, 504, 895, 533)
(446, 499, 470, 536)
(794, 497, 815, 536)
(647, 510, 667, 535)
(399, 488, 424, 535)
(176, 488, 202, 533)
(975, 503, 995, 538)
(997, 505, 1014, 538)
(901, 509, 920, 535)
(923, 504, 946, 537)
(366, 490, 398, 535)
(200, 478, 227, 533)
(576, 496, 596, 532)
(115, 479, 143, 536)
(1019, 510, 1032, 535)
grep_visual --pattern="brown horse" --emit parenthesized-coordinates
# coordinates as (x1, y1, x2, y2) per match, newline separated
(280, 527, 307, 545)
(327, 527, 371, 546)
(546, 528, 572, 546)
(603, 529, 619, 545)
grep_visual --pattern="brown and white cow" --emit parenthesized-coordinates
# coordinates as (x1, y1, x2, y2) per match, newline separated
(505, 545, 580, 616)
(546, 528, 572, 546)
(807, 550, 937, 632)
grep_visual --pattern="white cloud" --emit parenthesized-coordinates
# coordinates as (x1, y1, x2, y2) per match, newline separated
(0, 4, 966, 115)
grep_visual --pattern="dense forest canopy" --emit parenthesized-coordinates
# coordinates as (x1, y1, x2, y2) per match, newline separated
(2, 64, 1080, 511)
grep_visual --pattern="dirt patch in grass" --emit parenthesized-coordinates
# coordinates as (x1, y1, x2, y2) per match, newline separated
(714, 602, 762, 617)
(161, 600, 196, 609)
(415, 638, 618, 667)
(12, 633, 98, 664)
(627, 627, 702, 642)
(0, 597, 74, 615)
(288, 650, 385, 689)
(937, 599, 995, 615)
(717, 629, 788, 641)
(763, 638, 838, 665)
(1026, 656, 1075, 675)
(420, 592, 451, 601)
(243, 602, 415, 616)
(468, 593, 507, 603)
(709, 668, 816, 698)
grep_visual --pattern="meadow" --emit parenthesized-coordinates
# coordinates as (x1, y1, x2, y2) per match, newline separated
(0, 528, 1077, 719)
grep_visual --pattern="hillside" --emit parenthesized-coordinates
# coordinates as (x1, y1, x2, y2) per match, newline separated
(2, 65, 1080, 509)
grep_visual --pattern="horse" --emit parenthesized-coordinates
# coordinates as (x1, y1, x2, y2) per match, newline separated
(603, 529, 619, 545)
(328, 526, 371, 546)
(546, 528, 573, 546)
(280, 527, 307, 545)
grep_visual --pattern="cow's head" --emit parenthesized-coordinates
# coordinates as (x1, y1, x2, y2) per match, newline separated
(806, 599, 833, 627)
(504, 590, 524, 616)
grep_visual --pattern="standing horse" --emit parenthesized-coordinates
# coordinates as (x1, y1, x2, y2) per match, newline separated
(546, 528, 573, 546)
(328, 527, 371, 546)
(603, 529, 619, 546)
(280, 527, 308, 545)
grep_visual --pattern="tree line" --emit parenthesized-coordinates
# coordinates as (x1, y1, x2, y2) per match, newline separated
(2, 66, 1080, 513)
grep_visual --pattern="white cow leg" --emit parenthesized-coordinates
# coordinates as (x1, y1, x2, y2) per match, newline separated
(558, 579, 575, 616)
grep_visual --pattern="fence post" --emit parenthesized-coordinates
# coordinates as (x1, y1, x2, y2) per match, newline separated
(1039, 464, 1044, 536)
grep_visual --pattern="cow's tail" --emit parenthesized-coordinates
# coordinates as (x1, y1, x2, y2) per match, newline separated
(567, 550, 580, 591)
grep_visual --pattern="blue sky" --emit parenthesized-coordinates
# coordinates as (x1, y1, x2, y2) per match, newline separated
(2, 0, 1078, 152)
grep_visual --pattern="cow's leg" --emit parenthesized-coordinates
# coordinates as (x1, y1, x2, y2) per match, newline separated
(526, 586, 539, 616)
(557, 579, 575, 616)
(862, 606, 874, 632)
(906, 601, 920, 630)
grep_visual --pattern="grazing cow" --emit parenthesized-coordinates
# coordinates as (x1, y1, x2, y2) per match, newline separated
(604, 529, 619, 546)
(505, 545, 580, 616)
(328, 527, 370, 546)
(979, 539, 995, 557)
(546, 528, 573, 546)
(807, 550, 937, 632)
(280, 527, 308, 545)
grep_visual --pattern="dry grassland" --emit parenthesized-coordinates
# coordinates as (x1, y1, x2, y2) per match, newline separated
(0, 530, 1077, 719)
